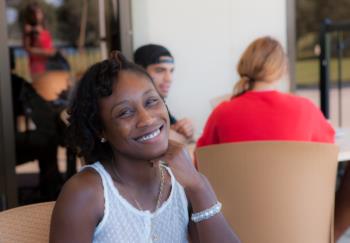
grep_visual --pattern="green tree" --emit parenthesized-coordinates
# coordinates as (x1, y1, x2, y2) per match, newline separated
(56, 0, 99, 46)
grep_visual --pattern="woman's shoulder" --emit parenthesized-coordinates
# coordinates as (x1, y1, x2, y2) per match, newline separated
(54, 167, 104, 216)
(69, 167, 103, 190)
(212, 99, 235, 114)
(212, 95, 250, 115)
(50, 167, 105, 241)
(68, 166, 104, 196)
(281, 92, 318, 107)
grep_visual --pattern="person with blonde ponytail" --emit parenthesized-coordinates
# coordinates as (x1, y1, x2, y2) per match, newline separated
(196, 36, 334, 148)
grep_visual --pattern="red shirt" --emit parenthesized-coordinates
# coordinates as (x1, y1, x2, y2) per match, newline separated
(197, 90, 335, 148)
(29, 29, 53, 75)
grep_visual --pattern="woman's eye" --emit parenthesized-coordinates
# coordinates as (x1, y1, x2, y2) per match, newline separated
(117, 109, 134, 118)
(146, 97, 159, 107)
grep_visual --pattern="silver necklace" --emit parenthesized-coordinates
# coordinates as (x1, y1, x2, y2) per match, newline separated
(112, 164, 165, 242)
(113, 164, 165, 212)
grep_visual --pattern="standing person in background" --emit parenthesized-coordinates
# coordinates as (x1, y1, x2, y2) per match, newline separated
(134, 44, 195, 144)
(10, 47, 63, 201)
(23, 1, 56, 82)
(197, 36, 334, 148)
(20, 2, 65, 201)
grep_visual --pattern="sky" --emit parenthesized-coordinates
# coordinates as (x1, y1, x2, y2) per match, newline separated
(44, 0, 63, 7)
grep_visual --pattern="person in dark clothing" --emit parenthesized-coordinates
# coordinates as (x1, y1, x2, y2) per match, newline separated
(9, 48, 25, 124)
(134, 44, 195, 144)
(10, 47, 63, 201)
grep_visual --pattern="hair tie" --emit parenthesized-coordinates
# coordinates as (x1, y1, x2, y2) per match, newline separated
(241, 76, 255, 82)
(241, 76, 250, 81)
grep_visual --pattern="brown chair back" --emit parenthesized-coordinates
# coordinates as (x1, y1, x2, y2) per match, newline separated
(0, 201, 55, 243)
(196, 141, 339, 243)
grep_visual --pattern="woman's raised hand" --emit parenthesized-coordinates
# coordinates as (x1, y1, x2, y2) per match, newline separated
(158, 140, 203, 191)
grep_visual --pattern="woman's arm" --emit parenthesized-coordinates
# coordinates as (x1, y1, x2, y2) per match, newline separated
(159, 140, 240, 243)
(49, 170, 104, 243)
(187, 174, 240, 243)
(169, 129, 188, 144)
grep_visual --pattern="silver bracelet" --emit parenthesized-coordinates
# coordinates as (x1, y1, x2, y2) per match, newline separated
(191, 202, 222, 223)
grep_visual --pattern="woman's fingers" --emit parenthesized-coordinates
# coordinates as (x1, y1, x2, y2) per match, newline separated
(158, 140, 200, 189)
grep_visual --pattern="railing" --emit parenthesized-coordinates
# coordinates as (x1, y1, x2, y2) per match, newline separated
(11, 45, 102, 83)
(320, 19, 350, 126)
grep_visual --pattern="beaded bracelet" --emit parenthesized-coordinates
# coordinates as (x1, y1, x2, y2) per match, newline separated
(191, 202, 222, 223)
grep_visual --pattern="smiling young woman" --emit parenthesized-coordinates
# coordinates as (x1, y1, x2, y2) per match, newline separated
(49, 51, 240, 243)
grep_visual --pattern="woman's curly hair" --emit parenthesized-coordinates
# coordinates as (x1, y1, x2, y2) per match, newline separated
(67, 51, 154, 164)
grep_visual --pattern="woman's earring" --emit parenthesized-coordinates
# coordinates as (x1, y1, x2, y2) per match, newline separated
(100, 137, 106, 143)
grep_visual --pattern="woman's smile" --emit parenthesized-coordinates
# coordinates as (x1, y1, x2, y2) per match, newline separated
(134, 124, 164, 143)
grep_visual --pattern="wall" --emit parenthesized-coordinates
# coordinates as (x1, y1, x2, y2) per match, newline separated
(132, 0, 288, 137)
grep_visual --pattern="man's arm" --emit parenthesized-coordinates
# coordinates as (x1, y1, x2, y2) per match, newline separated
(171, 118, 195, 142)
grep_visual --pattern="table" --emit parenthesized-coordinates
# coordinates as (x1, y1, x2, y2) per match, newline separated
(336, 128, 350, 162)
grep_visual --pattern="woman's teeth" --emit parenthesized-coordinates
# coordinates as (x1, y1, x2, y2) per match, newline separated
(137, 129, 160, 142)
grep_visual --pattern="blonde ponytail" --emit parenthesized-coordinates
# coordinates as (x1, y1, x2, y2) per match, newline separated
(232, 36, 287, 98)
(232, 76, 253, 98)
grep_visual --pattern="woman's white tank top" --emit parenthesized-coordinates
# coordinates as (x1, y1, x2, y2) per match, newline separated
(82, 162, 189, 243)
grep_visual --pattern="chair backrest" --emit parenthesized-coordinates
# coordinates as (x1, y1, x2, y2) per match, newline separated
(196, 141, 339, 243)
(0, 201, 55, 243)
